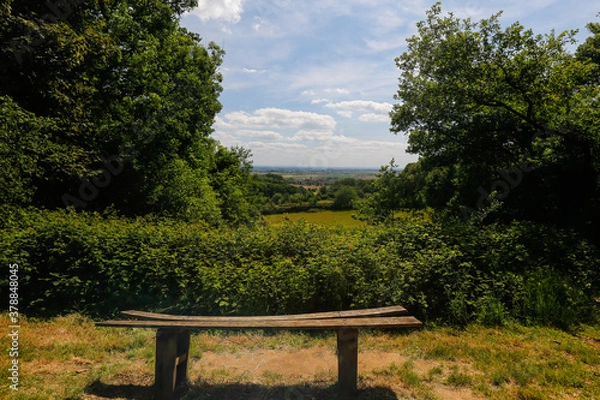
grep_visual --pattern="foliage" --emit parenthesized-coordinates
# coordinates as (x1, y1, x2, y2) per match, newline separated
(253, 173, 303, 200)
(0, 96, 61, 205)
(360, 160, 427, 221)
(253, 173, 312, 211)
(331, 186, 358, 210)
(263, 210, 364, 228)
(385, 4, 600, 239)
(1, 208, 597, 328)
(0, 0, 258, 224)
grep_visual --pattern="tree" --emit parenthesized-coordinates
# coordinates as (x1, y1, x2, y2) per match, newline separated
(0, 0, 258, 223)
(332, 186, 358, 210)
(388, 4, 600, 236)
(576, 18, 600, 82)
(360, 160, 427, 221)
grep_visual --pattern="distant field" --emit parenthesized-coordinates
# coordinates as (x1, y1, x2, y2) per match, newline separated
(262, 210, 365, 227)
(254, 166, 380, 180)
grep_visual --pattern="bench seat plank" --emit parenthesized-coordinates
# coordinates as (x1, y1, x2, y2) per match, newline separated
(120, 305, 408, 322)
(96, 316, 422, 330)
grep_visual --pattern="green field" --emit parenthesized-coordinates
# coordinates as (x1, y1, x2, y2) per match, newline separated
(262, 210, 365, 227)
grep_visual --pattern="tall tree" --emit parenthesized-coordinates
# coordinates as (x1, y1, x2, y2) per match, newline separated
(388, 4, 600, 235)
(1, 0, 258, 223)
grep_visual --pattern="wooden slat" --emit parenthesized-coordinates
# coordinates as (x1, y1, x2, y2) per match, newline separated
(120, 305, 408, 322)
(96, 316, 422, 330)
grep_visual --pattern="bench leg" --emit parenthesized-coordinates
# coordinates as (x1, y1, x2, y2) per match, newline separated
(155, 329, 190, 400)
(337, 328, 358, 400)
(176, 329, 190, 387)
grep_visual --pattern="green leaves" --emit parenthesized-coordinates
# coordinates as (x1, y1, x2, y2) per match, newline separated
(388, 5, 600, 236)
(2, 208, 597, 326)
(1, 0, 258, 224)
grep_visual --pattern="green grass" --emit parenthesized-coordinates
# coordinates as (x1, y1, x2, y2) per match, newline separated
(262, 210, 365, 227)
(2, 314, 599, 399)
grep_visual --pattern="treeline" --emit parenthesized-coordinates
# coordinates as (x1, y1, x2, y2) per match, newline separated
(254, 174, 373, 213)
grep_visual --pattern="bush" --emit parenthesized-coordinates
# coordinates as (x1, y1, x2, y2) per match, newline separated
(1, 207, 598, 328)
(331, 186, 358, 210)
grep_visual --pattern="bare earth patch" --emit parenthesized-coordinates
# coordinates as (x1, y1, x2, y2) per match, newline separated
(189, 347, 484, 400)
(81, 346, 484, 400)
(196, 347, 408, 380)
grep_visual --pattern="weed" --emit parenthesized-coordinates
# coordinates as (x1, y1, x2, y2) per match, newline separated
(490, 369, 511, 386)
(425, 366, 443, 382)
(446, 366, 473, 387)
(516, 386, 545, 400)
(423, 343, 458, 360)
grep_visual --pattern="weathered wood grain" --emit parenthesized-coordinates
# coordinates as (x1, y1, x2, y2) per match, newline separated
(120, 305, 408, 322)
(337, 328, 359, 399)
(96, 316, 422, 330)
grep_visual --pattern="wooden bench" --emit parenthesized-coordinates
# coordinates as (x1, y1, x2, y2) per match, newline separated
(96, 305, 422, 400)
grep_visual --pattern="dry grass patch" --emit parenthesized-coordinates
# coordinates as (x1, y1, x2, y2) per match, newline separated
(1, 314, 598, 399)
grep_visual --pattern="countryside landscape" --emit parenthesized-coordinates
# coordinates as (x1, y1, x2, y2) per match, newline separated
(1, 1, 600, 399)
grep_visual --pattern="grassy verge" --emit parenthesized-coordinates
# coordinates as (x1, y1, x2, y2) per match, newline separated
(1, 314, 599, 399)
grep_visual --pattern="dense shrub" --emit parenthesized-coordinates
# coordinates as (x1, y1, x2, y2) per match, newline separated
(1, 207, 598, 327)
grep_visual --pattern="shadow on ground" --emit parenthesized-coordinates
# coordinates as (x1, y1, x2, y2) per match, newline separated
(86, 380, 399, 399)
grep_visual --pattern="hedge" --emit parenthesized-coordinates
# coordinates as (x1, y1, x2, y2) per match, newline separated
(1, 207, 598, 328)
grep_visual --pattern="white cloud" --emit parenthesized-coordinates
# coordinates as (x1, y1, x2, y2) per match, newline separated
(242, 68, 267, 74)
(323, 100, 392, 122)
(252, 16, 263, 31)
(297, 136, 416, 169)
(248, 142, 307, 150)
(238, 130, 283, 140)
(336, 110, 354, 118)
(213, 106, 417, 167)
(222, 108, 336, 131)
(325, 100, 393, 114)
(324, 88, 351, 94)
(359, 113, 390, 123)
(189, 0, 245, 23)
(365, 36, 407, 52)
(213, 116, 234, 130)
(291, 130, 334, 141)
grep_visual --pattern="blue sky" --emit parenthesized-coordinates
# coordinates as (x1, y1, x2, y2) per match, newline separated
(181, 0, 599, 169)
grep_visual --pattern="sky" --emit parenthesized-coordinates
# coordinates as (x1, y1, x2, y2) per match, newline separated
(180, 0, 599, 169)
